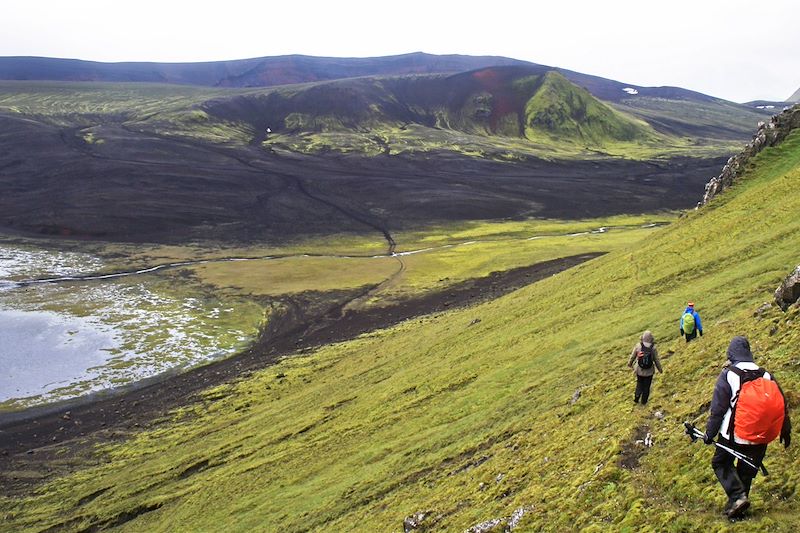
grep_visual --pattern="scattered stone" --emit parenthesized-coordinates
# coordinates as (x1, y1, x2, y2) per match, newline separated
(465, 518, 503, 533)
(570, 389, 581, 405)
(775, 265, 800, 311)
(469, 318, 481, 326)
(507, 506, 533, 530)
(403, 510, 433, 532)
(495, 473, 505, 483)
(478, 482, 487, 491)
(62, 412, 71, 421)
(464, 506, 533, 532)
(276, 372, 287, 379)
(644, 433, 653, 448)
(754, 302, 772, 318)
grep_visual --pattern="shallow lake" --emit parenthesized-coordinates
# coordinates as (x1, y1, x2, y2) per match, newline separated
(0, 308, 118, 402)
(0, 244, 263, 409)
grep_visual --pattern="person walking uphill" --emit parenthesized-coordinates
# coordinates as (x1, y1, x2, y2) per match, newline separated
(680, 301, 703, 342)
(703, 336, 792, 519)
(627, 330, 663, 405)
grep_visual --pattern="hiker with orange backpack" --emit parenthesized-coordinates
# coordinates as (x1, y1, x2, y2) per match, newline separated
(627, 330, 663, 405)
(680, 301, 703, 342)
(701, 336, 791, 518)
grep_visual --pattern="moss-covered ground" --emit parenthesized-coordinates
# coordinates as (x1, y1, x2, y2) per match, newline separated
(2, 124, 799, 532)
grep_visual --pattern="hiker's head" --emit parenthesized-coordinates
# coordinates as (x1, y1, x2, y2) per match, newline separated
(641, 330, 655, 347)
(687, 301, 695, 308)
(726, 336, 754, 363)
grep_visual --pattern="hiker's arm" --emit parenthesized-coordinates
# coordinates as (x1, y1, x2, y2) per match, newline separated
(705, 371, 731, 439)
(654, 349, 663, 373)
(628, 346, 637, 368)
(781, 415, 792, 448)
(696, 312, 703, 333)
(775, 377, 792, 447)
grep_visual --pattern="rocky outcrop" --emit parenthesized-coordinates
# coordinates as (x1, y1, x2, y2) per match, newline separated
(775, 265, 800, 311)
(699, 104, 800, 206)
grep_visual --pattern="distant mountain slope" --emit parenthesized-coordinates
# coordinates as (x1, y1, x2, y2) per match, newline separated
(0, 53, 529, 87)
(0, 52, 766, 109)
(199, 66, 759, 156)
(202, 67, 651, 143)
(0, 53, 772, 146)
(788, 87, 800, 102)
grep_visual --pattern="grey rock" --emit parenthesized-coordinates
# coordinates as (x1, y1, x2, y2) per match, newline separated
(507, 506, 534, 530)
(570, 388, 582, 404)
(404, 511, 432, 532)
(775, 266, 800, 311)
(465, 519, 503, 533)
(754, 302, 773, 318)
(464, 506, 534, 532)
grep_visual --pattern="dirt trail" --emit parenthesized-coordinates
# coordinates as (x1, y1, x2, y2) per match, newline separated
(0, 253, 601, 494)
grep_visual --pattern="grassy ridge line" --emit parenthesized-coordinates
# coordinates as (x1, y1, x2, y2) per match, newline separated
(2, 137, 800, 530)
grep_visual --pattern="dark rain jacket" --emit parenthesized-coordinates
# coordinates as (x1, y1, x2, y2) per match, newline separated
(705, 336, 791, 443)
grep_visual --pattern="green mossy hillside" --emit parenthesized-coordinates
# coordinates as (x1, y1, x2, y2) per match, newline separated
(523, 71, 654, 147)
(2, 134, 800, 531)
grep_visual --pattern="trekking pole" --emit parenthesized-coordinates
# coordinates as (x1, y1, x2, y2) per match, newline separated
(683, 422, 768, 476)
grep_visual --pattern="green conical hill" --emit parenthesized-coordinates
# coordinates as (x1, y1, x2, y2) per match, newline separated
(3, 130, 800, 529)
(523, 71, 654, 145)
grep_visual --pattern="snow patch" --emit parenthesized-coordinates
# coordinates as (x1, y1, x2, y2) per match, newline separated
(622, 87, 639, 95)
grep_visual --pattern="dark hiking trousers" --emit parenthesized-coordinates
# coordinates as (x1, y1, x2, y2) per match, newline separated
(684, 330, 698, 342)
(712, 436, 767, 501)
(634, 375, 653, 404)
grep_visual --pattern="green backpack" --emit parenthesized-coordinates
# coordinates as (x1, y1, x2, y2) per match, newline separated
(683, 312, 696, 335)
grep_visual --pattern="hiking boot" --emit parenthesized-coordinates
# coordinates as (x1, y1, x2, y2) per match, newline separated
(726, 496, 750, 518)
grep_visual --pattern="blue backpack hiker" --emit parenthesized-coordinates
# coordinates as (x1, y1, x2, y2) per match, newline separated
(680, 302, 703, 341)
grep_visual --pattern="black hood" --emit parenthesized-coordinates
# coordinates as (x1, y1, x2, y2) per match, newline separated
(726, 336, 755, 363)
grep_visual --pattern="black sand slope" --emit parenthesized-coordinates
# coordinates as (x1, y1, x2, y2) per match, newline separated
(0, 111, 725, 244)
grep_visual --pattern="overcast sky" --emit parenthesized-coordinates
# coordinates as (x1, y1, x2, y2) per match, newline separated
(2, 0, 798, 103)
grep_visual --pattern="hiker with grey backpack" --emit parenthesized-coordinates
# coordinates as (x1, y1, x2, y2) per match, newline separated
(627, 330, 663, 405)
(680, 301, 703, 342)
(686, 336, 791, 519)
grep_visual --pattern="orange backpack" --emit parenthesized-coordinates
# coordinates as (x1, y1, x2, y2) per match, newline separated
(730, 366, 785, 444)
